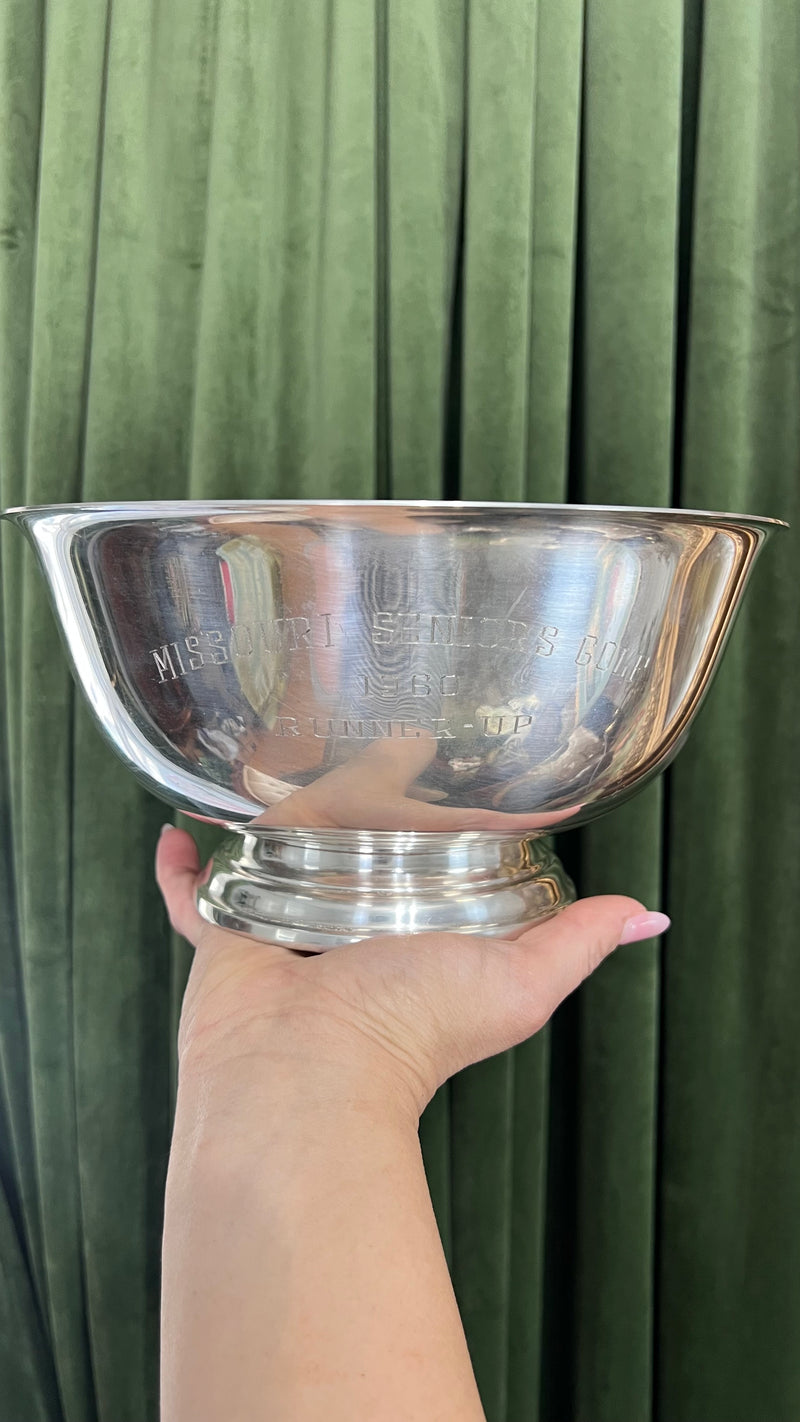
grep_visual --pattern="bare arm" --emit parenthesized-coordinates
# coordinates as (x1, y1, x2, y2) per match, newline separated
(162, 1063, 486, 1421)
(157, 826, 668, 1421)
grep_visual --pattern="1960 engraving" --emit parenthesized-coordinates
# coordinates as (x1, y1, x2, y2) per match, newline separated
(360, 672, 462, 698)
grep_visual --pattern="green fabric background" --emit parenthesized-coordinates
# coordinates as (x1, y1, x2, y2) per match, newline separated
(0, 2, 798, 1419)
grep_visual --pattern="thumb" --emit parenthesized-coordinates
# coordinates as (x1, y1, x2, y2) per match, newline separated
(508, 895, 670, 1031)
(415, 896, 669, 1089)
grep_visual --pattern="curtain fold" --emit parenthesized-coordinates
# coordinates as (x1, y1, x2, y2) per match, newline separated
(1, 3, 797, 1420)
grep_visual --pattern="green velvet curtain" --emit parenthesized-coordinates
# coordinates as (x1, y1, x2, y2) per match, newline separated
(0, 2, 797, 1419)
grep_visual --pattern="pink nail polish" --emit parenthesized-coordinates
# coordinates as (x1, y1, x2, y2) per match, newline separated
(619, 911, 671, 944)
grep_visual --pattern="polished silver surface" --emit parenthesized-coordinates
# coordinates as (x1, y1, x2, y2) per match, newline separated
(4, 501, 784, 946)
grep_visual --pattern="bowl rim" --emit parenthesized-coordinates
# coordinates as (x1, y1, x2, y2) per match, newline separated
(0, 499, 789, 531)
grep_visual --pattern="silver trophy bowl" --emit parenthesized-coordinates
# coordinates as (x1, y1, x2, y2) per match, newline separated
(4, 501, 784, 948)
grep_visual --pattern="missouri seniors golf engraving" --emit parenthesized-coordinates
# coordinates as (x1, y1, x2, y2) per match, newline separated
(149, 619, 653, 685)
(3, 500, 784, 948)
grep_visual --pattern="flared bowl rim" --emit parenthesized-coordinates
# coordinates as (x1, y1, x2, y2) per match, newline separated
(1, 499, 788, 533)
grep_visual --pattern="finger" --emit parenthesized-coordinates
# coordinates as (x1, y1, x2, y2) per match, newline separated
(509, 894, 667, 1027)
(155, 825, 208, 944)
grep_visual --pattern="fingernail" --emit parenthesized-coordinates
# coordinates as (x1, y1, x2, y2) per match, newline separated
(160, 823, 174, 838)
(619, 911, 671, 944)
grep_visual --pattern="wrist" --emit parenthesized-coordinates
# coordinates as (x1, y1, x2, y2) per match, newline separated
(167, 1054, 423, 1232)
(175, 993, 436, 1132)
(173, 1031, 423, 1155)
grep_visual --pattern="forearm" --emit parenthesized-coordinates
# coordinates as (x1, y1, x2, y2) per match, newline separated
(161, 1059, 485, 1422)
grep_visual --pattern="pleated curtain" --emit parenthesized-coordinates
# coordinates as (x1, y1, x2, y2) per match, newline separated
(1, 2, 798, 1420)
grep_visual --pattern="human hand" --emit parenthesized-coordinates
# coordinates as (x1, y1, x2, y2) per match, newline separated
(156, 825, 668, 1122)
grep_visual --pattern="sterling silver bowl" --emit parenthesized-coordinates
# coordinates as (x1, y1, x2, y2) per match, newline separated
(4, 501, 784, 947)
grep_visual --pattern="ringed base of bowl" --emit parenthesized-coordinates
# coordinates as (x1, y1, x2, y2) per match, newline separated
(195, 830, 576, 950)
